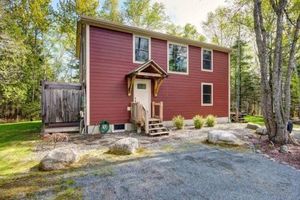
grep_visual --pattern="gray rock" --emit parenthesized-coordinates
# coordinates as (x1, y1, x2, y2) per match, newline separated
(255, 149, 262, 154)
(246, 123, 261, 130)
(207, 130, 243, 146)
(39, 148, 78, 171)
(279, 145, 289, 153)
(255, 127, 267, 135)
(109, 137, 139, 155)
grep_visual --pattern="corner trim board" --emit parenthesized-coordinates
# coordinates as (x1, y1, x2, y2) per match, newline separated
(86, 25, 90, 125)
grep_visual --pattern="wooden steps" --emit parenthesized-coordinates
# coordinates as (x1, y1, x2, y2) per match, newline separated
(147, 118, 169, 136)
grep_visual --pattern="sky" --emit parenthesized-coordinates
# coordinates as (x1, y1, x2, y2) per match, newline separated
(154, 0, 227, 33)
(52, 0, 227, 33)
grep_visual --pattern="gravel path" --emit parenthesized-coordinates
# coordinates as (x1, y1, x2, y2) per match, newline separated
(75, 146, 300, 200)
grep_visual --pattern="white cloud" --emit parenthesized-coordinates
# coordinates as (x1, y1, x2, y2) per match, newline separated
(153, 0, 227, 34)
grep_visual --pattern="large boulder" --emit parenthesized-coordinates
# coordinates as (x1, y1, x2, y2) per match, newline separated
(109, 137, 139, 155)
(246, 123, 261, 130)
(207, 130, 243, 146)
(255, 127, 267, 135)
(39, 148, 78, 171)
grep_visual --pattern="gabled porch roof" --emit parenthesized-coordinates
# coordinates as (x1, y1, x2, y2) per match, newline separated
(126, 60, 168, 78)
(126, 60, 168, 97)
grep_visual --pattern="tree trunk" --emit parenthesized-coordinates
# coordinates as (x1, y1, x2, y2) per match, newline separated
(270, 0, 288, 143)
(253, 0, 300, 144)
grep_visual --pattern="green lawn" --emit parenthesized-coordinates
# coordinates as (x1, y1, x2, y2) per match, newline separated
(0, 121, 41, 176)
(244, 115, 265, 126)
(244, 115, 300, 129)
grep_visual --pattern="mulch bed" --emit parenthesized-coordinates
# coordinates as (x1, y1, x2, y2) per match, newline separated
(250, 136, 300, 169)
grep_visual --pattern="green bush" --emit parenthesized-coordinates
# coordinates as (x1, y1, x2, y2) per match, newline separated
(193, 115, 205, 129)
(206, 115, 216, 127)
(22, 101, 40, 120)
(172, 115, 185, 129)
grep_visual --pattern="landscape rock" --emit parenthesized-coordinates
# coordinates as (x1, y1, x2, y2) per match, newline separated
(255, 127, 268, 135)
(207, 130, 244, 146)
(109, 137, 139, 155)
(246, 123, 261, 130)
(39, 148, 78, 171)
(255, 149, 262, 154)
(279, 145, 289, 153)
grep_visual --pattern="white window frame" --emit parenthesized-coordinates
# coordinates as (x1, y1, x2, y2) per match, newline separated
(201, 48, 213, 72)
(201, 83, 213, 106)
(133, 35, 151, 64)
(167, 41, 189, 75)
(112, 123, 126, 133)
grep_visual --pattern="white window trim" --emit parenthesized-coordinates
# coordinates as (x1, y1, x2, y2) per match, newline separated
(112, 124, 126, 133)
(167, 41, 189, 75)
(201, 83, 213, 106)
(133, 35, 151, 64)
(201, 48, 213, 72)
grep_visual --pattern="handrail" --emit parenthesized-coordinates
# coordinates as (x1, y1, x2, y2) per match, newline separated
(152, 101, 163, 121)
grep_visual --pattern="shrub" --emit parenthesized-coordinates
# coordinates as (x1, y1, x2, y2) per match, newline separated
(193, 115, 205, 129)
(22, 101, 40, 120)
(206, 115, 216, 127)
(172, 115, 185, 129)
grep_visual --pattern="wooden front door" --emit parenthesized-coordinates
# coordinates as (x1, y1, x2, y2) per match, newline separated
(133, 79, 151, 116)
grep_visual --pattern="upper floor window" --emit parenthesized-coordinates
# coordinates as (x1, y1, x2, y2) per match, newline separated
(168, 43, 188, 74)
(201, 83, 213, 106)
(202, 49, 213, 72)
(134, 35, 150, 63)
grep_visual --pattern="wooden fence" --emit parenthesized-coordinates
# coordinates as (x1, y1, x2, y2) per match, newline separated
(41, 81, 82, 128)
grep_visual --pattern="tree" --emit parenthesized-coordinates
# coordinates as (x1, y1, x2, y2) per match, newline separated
(123, 0, 168, 30)
(230, 40, 260, 115)
(0, 0, 54, 120)
(182, 23, 206, 41)
(100, 0, 123, 23)
(253, 0, 300, 144)
(166, 23, 206, 41)
(54, 0, 99, 81)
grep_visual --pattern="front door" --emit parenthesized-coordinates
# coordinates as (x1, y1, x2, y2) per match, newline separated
(134, 79, 151, 116)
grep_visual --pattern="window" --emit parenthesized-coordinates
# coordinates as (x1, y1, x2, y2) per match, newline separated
(168, 43, 188, 74)
(137, 83, 146, 89)
(134, 35, 150, 63)
(202, 49, 213, 71)
(113, 124, 125, 132)
(201, 83, 213, 106)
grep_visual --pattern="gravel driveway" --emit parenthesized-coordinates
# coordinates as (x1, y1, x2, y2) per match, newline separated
(75, 146, 300, 200)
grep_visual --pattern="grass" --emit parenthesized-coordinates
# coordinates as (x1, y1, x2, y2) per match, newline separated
(244, 115, 300, 129)
(244, 115, 265, 126)
(0, 121, 41, 176)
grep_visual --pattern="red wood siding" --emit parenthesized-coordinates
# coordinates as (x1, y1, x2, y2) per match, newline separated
(89, 26, 229, 125)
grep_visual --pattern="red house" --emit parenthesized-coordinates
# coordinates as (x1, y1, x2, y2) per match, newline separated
(76, 16, 231, 135)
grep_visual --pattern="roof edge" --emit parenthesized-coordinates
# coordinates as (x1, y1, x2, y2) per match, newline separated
(78, 15, 232, 53)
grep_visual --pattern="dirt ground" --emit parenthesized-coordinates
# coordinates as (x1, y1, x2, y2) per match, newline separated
(1, 123, 300, 199)
(35, 123, 300, 170)
(249, 134, 300, 169)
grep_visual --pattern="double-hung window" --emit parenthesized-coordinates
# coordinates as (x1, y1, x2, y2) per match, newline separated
(201, 83, 213, 106)
(134, 35, 150, 63)
(168, 43, 188, 74)
(202, 49, 213, 71)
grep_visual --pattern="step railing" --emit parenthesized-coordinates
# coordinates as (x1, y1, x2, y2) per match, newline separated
(152, 101, 163, 121)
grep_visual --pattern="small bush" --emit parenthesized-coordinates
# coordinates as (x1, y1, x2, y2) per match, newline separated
(206, 115, 216, 127)
(172, 115, 185, 129)
(193, 115, 205, 129)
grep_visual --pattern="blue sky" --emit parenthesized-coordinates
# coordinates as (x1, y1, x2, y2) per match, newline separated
(51, 0, 226, 33)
